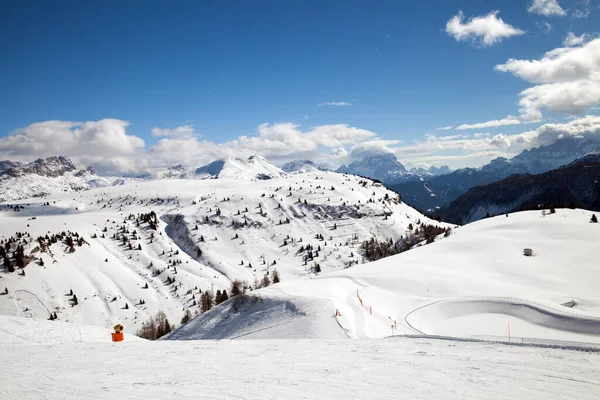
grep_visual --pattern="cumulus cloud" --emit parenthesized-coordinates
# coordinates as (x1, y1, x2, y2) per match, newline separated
(151, 125, 198, 138)
(527, 0, 566, 16)
(0, 119, 382, 175)
(0, 119, 144, 172)
(495, 38, 600, 119)
(455, 117, 522, 130)
(4, 115, 600, 175)
(445, 11, 525, 47)
(318, 102, 352, 107)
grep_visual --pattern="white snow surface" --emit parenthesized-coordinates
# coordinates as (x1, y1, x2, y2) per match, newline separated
(0, 315, 144, 344)
(1, 337, 599, 399)
(2, 173, 600, 399)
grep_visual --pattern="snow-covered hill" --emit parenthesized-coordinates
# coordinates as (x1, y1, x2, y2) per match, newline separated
(0, 171, 444, 332)
(170, 208, 600, 345)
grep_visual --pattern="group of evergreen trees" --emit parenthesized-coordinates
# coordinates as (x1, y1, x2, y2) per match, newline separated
(136, 311, 172, 340)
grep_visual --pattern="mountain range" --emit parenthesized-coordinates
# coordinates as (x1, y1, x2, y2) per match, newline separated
(335, 153, 450, 184)
(435, 153, 600, 224)
(391, 137, 600, 212)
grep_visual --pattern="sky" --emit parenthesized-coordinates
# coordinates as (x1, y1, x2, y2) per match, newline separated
(0, 0, 599, 175)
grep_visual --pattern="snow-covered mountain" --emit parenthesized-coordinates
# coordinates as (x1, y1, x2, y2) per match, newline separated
(281, 159, 329, 174)
(336, 153, 451, 185)
(187, 155, 286, 180)
(0, 156, 115, 202)
(158, 164, 186, 179)
(409, 165, 451, 176)
(0, 170, 447, 332)
(336, 153, 412, 184)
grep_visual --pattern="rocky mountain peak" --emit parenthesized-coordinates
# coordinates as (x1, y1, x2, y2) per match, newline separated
(0, 155, 77, 179)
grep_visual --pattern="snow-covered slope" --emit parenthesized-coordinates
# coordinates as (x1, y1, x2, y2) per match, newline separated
(0, 171, 444, 332)
(3, 337, 599, 400)
(171, 208, 600, 345)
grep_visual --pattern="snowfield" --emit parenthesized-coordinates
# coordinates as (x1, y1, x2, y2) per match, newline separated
(1, 337, 599, 399)
(0, 315, 145, 345)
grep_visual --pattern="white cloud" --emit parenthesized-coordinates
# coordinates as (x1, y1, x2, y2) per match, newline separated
(445, 11, 525, 47)
(435, 126, 454, 131)
(151, 125, 198, 138)
(319, 102, 352, 107)
(3, 115, 600, 174)
(528, 0, 566, 16)
(455, 118, 522, 130)
(563, 32, 588, 46)
(393, 115, 600, 168)
(495, 38, 600, 119)
(0, 119, 144, 173)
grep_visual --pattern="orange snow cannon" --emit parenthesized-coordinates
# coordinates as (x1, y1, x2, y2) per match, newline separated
(112, 324, 124, 342)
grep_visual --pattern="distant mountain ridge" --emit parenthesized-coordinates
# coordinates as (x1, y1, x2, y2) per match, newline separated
(391, 137, 600, 212)
(435, 152, 600, 224)
(336, 153, 450, 184)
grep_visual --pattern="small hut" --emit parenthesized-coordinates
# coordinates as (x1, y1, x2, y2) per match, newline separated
(523, 248, 533, 257)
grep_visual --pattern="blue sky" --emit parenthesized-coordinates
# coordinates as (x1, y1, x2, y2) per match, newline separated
(0, 0, 599, 174)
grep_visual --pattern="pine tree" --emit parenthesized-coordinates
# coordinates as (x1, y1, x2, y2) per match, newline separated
(181, 309, 192, 324)
(200, 291, 213, 313)
(272, 269, 280, 284)
(262, 275, 271, 288)
(591, 214, 598, 223)
(230, 279, 243, 297)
